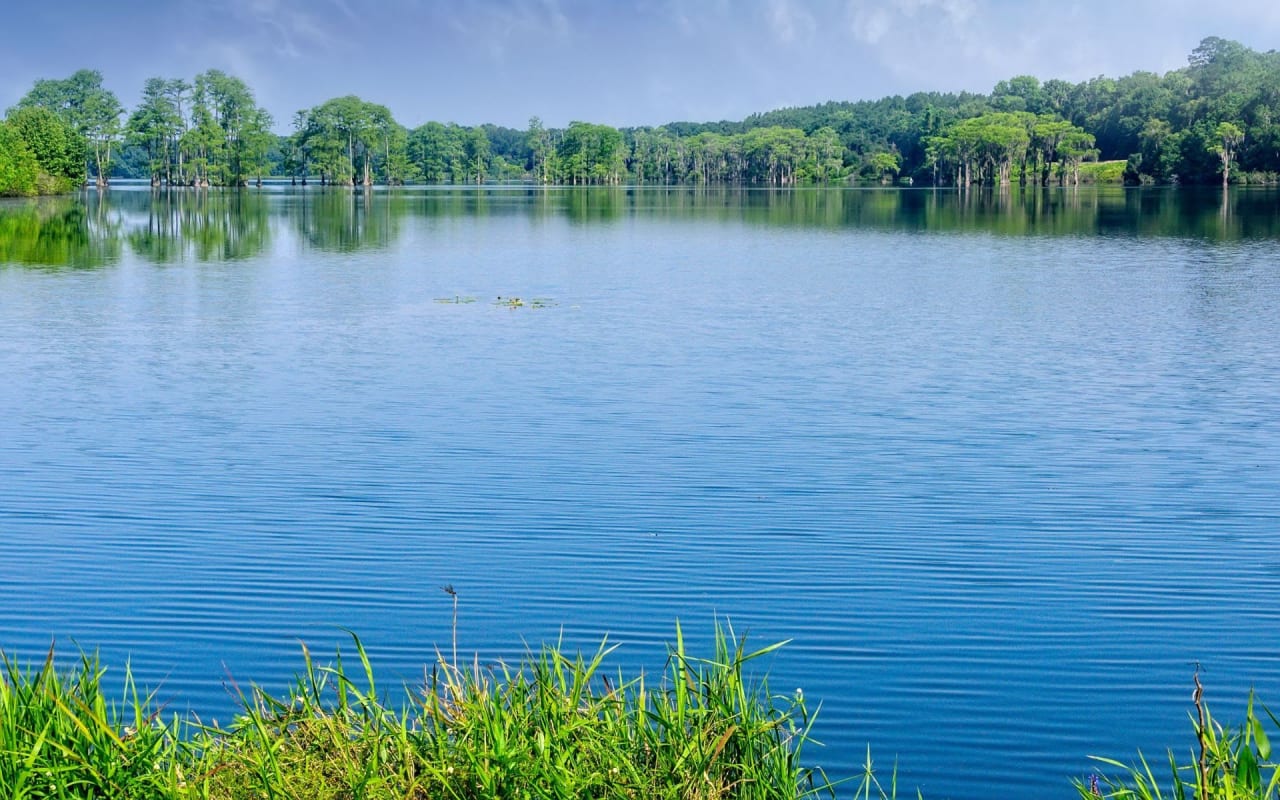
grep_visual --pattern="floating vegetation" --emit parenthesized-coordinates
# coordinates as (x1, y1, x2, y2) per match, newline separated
(433, 295, 478, 304)
(495, 295, 557, 309)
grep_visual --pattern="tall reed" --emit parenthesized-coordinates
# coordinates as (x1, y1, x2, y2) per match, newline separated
(0, 645, 187, 799)
(1, 622, 845, 800)
(1079, 674, 1280, 800)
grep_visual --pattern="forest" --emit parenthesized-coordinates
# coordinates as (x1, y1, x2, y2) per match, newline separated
(1, 37, 1277, 196)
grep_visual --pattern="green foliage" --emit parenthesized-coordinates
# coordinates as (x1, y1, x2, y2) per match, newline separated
(126, 78, 186, 185)
(628, 125, 846, 185)
(407, 121, 462, 183)
(5, 106, 83, 191)
(557, 121, 625, 184)
(656, 37, 1277, 186)
(0, 123, 40, 197)
(403, 121, 517, 184)
(15, 69, 121, 185)
(1078, 680, 1280, 800)
(0, 625, 844, 800)
(1212, 122, 1246, 186)
(187, 70, 274, 186)
(294, 95, 405, 185)
(114, 70, 274, 187)
(12, 37, 1280, 188)
(1077, 160, 1127, 184)
(864, 150, 901, 183)
(0, 646, 188, 799)
(925, 111, 1096, 186)
(528, 116, 554, 183)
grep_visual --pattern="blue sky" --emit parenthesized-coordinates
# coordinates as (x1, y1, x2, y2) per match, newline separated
(4, 0, 1279, 132)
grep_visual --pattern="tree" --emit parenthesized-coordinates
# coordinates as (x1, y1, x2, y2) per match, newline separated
(1032, 116, 1076, 185)
(15, 69, 122, 186)
(282, 111, 309, 184)
(297, 96, 406, 185)
(1057, 129, 1097, 185)
(190, 70, 272, 186)
(992, 75, 1045, 114)
(741, 127, 807, 184)
(382, 124, 414, 185)
(1137, 118, 1177, 182)
(6, 106, 83, 192)
(240, 108, 276, 185)
(78, 74, 122, 186)
(1213, 121, 1244, 187)
(127, 77, 186, 185)
(15, 36, 1277, 189)
(557, 122, 625, 184)
(296, 96, 364, 185)
(808, 126, 845, 182)
(164, 79, 193, 182)
(528, 116, 553, 183)
(865, 150, 900, 184)
(407, 121, 453, 183)
(464, 127, 490, 183)
(932, 113, 1030, 185)
(0, 123, 40, 196)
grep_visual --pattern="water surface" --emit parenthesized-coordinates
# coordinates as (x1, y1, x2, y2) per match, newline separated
(2, 185, 1279, 799)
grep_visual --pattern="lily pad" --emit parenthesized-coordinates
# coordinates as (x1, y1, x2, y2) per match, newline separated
(494, 296, 557, 309)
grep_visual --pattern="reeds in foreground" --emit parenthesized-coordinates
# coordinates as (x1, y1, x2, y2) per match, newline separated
(1078, 671, 1280, 800)
(1, 622, 856, 800)
(0, 646, 188, 799)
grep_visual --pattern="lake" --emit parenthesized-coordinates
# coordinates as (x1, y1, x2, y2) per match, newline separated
(2, 185, 1278, 799)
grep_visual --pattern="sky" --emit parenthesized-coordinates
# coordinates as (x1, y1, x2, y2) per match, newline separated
(3, 0, 1279, 133)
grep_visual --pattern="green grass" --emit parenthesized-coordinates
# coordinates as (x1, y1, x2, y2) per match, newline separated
(0, 646, 188, 799)
(1, 622, 859, 800)
(1078, 673, 1280, 800)
(1077, 160, 1127, 184)
(12, 623, 1271, 800)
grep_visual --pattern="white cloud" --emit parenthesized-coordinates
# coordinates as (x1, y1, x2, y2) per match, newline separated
(846, 0, 975, 44)
(222, 0, 349, 58)
(847, 4, 891, 44)
(641, 0, 742, 40)
(767, 0, 817, 44)
(444, 0, 573, 63)
(13, 0, 1280, 132)
(840, 0, 1058, 90)
(893, 0, 975, 24)
(836, 0, 1280, 97)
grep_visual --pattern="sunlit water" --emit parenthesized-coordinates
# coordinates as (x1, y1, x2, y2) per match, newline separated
(2, 186, 1279, 799)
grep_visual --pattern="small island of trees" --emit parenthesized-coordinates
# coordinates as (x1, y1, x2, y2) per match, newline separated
(2, 36, 1278, 196)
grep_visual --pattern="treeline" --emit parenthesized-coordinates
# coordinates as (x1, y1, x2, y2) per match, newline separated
(669, 36, 1280, 187)
(128, 72, 274, 187)
(1, 68, 274, 195)
(3, 36, 1278, 195)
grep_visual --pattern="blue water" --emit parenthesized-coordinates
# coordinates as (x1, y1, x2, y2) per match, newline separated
(2, 187, 1279, 799)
